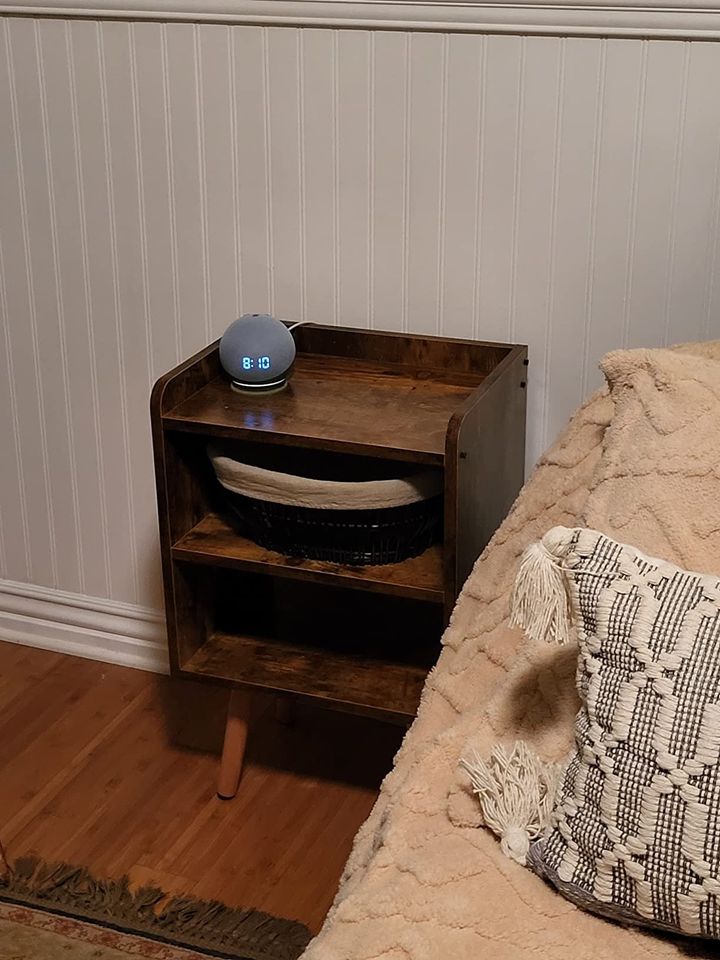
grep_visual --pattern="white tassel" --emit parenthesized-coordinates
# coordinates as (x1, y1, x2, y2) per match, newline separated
(509, 527, 573, 645)
(460, 741, 564, 866)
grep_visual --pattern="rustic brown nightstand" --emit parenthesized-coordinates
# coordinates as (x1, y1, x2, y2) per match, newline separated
(151, 325, 527, 798)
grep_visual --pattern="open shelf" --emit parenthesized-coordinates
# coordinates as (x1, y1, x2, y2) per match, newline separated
(181, 630, 429, 719)
(163, 354, 482, 464)
(172, 512, 445, 603)
(172, 566, 442, 719)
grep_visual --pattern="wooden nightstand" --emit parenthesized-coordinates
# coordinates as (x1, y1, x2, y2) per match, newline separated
(151, 324, 527, 797)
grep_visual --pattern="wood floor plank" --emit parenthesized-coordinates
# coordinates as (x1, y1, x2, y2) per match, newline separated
(0, 640, 402, 934)
(0, 663, 149, 826)
(0, 644, 65, 712)
(1, 686, 153, 840)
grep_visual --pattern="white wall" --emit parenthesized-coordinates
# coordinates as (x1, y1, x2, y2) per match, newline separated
(2, 6, 720, 666)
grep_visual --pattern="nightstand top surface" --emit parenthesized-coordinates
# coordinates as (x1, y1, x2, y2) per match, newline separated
(164, 353, 484, 462)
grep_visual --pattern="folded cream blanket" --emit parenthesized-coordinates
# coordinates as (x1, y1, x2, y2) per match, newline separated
(208, 446, 442, 510)
(302, 341, 720, 960)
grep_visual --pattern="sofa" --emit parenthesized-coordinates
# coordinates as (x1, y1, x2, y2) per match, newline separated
(302, 340, 720, 959)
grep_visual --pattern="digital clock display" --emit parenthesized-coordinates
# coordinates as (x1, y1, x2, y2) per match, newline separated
(241, 356, 271, 371)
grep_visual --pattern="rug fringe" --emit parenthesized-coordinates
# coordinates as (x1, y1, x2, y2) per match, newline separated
(1, 856, 311, 960)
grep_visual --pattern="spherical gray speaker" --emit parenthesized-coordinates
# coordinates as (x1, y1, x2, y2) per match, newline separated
(219, 314, 297, 393)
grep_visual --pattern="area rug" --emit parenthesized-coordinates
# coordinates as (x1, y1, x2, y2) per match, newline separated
(0, 857, 311, 960)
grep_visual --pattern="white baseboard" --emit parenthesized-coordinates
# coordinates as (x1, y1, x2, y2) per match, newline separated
(0, 579, 169, 674)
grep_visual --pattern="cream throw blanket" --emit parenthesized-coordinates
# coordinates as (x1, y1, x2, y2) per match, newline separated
(303, 342, 720, 960)
(208, 446, 442, 510)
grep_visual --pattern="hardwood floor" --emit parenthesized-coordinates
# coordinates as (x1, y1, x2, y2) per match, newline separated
(0, 640, 404, 934)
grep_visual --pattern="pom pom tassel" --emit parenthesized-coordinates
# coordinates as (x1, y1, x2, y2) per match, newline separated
(460, 741, 564, 866)
(510, 528, 573, 645)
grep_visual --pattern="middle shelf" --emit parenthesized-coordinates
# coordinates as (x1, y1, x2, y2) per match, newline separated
(182, 630, 429, 718)
(172, 512, 445, 604)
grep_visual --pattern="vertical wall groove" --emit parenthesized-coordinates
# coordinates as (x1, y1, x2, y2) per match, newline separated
(580, 39, 607, 396)
(540, 38, 566, 446)
(4, 19, 59, 589)
(703, 113, 720, 338)
(0, 241, 13, 578)
(621, 40, 649, 348)
(159, 24, 181, 363)
(330, 29, 340, 325)
(34, 18, 85, 593)
(228, 27, 242, 317)
(471, 35, 487, 341)
(400, 32, 411, 333)
(296, 29, 307, 324)
(508, 37, 526, 343)
(0, 487, 7, 580)
(367, 31, 375, 330)
(128, 24, 154, 395)
(435, 34, 449, 337)
(0, 223, 31, 581)
(97, 23, 140, 601)
(193, 24, 212, 343)
(261, 27, 275, 315)
(0, 26, 30, 583)
(663, 42, 691, 345)
(65, 20, 111, 598)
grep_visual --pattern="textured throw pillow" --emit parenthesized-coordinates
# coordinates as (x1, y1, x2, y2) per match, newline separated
(515, 525, 720, 939)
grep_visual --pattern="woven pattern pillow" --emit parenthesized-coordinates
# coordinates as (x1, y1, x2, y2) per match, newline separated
(521, 525, 720, 939)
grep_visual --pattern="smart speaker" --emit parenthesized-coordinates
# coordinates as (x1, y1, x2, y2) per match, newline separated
(219, 314, 297, 393)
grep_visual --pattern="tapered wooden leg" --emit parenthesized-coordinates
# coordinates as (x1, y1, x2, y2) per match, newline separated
(217, 689, 251, 800)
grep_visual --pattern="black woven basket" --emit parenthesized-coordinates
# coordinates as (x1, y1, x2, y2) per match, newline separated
(225, 491, 441, 566)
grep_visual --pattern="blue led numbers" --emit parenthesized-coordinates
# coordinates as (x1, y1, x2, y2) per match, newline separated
(241, 356, 270, 371)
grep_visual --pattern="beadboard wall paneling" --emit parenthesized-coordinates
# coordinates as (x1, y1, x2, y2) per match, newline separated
(3, 19, 720, 613)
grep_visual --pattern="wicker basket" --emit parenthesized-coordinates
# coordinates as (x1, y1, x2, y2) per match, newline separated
(208, 445, 442, 566)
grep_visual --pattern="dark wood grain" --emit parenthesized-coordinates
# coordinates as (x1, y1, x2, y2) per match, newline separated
(164, 354, 482, 464)
(151, 339, 223, 416)
(150, 430, 215, 671)
(182, 631, 428, 719)
(292, 324, 510, 375)
(151, 347, 226, 672)
(171, 512, 444, 603)
(444, 345, 528, 612)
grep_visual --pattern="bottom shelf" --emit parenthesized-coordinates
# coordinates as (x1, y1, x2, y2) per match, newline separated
(181, 630, 429, 719)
